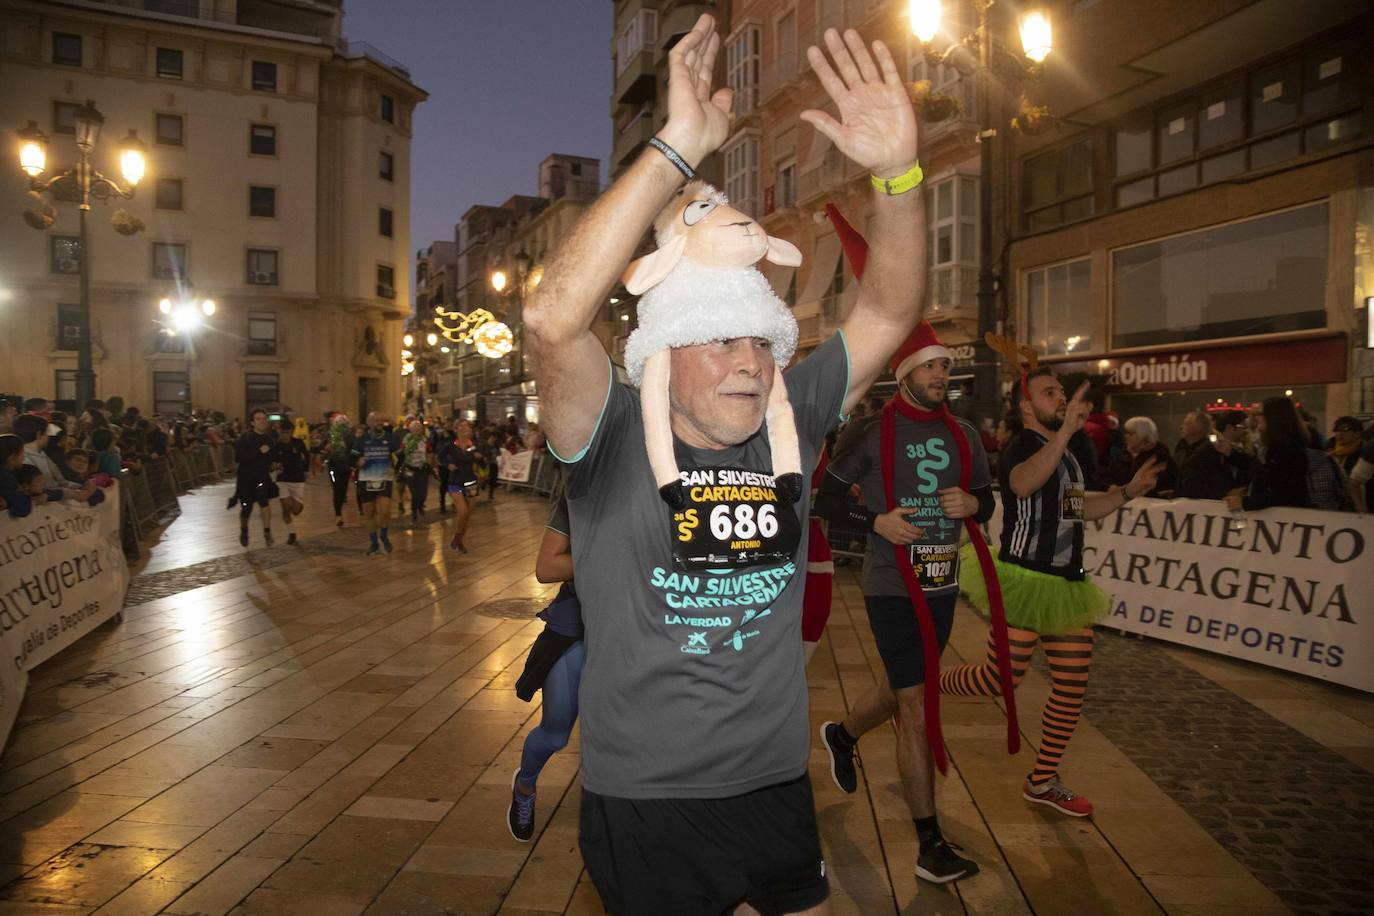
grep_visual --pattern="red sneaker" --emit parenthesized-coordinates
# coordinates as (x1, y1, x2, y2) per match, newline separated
(1023, 777, 1093, 817)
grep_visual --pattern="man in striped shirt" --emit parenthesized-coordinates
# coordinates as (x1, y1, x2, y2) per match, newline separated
(941, 368, 1161, 817)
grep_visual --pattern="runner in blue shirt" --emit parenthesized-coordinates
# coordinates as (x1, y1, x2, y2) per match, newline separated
(351, 411, 401, 555)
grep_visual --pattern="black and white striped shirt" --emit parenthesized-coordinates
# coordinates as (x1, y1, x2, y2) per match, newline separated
(997, 430, 1086, 581)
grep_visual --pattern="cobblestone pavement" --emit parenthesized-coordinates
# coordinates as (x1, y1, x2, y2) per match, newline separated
(1063, 633, 1374, 915)
(1, 477, 1370, 913)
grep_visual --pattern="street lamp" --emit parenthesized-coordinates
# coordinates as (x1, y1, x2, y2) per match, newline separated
(15, 101, 148, 410)
(911, 1, 1053, 428)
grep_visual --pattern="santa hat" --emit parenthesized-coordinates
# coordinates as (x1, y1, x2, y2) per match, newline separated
(890, 321, 952, 381)
(825, 206, 951, 382)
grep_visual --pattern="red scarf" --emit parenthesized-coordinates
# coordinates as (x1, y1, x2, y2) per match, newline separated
(880, 395, 1020, 773)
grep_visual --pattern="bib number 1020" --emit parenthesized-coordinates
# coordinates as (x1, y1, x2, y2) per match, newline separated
(710, 504, 779, 541)
(924, 559, 953, 579)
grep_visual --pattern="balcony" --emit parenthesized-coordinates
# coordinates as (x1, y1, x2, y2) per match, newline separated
(798, 146, 847, 204)
(615, 50, 657, 105)
(927, 265, 978, 321)
(659, 2, 716, 50)
(614, 111, 657, 169)
(921, 78, 978, 144)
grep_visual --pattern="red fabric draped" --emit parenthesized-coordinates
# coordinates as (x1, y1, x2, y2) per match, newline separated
(880, 395, 1020, 774)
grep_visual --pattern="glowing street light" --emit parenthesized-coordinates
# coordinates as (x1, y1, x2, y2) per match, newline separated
(17, 122, 46, 177)
(1019, 10, 1053, 64)
(490, 270, 508, 293)
(403, 333, 414, 347)
(909, 0, 941, 43)
(426, 332, 438, 346)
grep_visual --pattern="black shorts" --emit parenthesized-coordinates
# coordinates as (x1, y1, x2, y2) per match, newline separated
(865, 591, 957, 689)
(358, 480, 393, 502)
(580, 774, 828, 916)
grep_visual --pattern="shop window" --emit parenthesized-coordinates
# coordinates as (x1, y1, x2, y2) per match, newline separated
(1024, 258, 1091, 356)
(1112, 203, 1327, 349)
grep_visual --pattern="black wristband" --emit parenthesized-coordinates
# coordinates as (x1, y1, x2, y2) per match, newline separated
(647, 136, 696, 181)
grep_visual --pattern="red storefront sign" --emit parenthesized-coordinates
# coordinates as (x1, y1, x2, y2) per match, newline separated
(1044, 333, 1348, 393)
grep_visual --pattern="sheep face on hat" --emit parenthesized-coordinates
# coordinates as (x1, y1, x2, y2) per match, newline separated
(619, 181, 807, 507)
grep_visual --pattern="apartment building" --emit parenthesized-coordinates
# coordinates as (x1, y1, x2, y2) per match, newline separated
(0, 0, 425, 421)
(722, 0, 983, 371)
(437, 154, 602, 423)
(1002, 0, 1372, 438)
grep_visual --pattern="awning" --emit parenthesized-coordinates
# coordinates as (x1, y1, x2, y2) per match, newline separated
(795, 233, 841, 312)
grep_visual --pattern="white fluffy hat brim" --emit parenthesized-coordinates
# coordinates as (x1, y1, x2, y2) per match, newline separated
(624, 261, 799, 387)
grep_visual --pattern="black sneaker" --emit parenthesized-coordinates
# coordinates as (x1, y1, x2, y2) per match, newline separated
(239, 528, 249, 547)
(508, 770, 536, 842)
(380, 534, 393, 554)
(916, 840, 980, 884)
(367, 542, 380, 556)
(820, 721, 858, 794)
(263, 529, 273, 547)
(287, 532, 297, 546)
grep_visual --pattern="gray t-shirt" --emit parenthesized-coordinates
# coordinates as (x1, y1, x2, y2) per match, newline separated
(559, 333, 849, 799)
(827, 411, 989, 597)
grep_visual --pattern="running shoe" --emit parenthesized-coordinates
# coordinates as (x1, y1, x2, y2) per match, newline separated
(366, 543, 380, 557)
(239, 527, 249, 547)
(916, 840, 980, 884)
(1023, 777, 1093, 817)
(287, 533, 297, 546)
(820, 721, 859, 794)
(263, 529, 273, 547)
(380, 534, 392, 554)
(336, 517, 344, 527)
(508, 770, 536, 842)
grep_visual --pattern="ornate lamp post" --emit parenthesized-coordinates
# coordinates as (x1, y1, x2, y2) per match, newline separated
(16, 101, 148, 409)
(910, 1, 1053, 426)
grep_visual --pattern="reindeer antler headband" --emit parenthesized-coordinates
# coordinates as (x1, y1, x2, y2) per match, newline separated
(984, 332, 1041, 400)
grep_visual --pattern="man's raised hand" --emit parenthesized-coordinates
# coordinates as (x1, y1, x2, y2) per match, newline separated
(1062, 381, 1091, 436)
(658, 14, 732, 171)
(802, 29, 918, 178)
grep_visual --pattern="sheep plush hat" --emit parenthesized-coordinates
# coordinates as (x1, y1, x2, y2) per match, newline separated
(622, 181, 805, 508)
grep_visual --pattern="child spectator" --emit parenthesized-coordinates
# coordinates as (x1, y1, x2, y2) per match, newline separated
(89, 428, 124, 477)
(15, 465, 56, 505)
(0, 434, 33, 517)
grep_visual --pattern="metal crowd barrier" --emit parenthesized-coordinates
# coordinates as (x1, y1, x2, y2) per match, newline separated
(217, 442, 236, 477)
(191, 444, 218, 484)
(167, 448, 194, 494)
(142, 457, 182, 524)
(531, 450, 559, 497)
(118, 473, 143, 559)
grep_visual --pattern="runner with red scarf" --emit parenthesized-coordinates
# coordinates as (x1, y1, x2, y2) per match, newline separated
(815, 319, 1016, 884)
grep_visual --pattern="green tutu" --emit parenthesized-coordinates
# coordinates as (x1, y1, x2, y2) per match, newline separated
(957, 543, 1110, 635)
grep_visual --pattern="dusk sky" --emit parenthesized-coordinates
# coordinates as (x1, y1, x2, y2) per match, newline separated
(343, 1, 613, 252)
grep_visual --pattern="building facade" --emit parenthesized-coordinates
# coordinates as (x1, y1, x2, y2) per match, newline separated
(1002, 0, 1372, 442)
(426, 153, 602, 423)
(721, 0, 983, 380)
(0, 0, 425, 422)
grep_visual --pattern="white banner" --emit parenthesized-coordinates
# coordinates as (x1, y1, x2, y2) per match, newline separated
(1, 483, 130, 739)
(498, 450, 533, 484)
(988, 497, 1372, 693)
